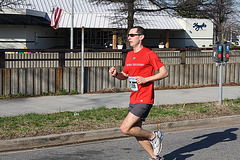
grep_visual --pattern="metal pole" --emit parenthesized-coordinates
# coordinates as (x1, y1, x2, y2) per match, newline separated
(81, 26, 84, 94)
(70, 0, 74, 49)
(219, 63, 223, 105)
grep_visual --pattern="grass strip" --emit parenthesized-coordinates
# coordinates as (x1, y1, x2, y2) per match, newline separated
(0, 98, 240, 140)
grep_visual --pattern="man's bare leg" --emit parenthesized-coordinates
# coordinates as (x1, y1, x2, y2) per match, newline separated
(134, 120, 158, 158)
(120, 112, 157, 158)
(120, 112, 154, 138)
(137, 137, 157, 158)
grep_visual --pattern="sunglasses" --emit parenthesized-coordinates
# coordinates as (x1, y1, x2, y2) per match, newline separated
(128, 34, 142, 37)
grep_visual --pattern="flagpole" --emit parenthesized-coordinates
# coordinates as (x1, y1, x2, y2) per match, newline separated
(70, 0, 74, 49)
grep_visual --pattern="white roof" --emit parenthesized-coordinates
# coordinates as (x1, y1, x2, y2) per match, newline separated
(8, 0, 183, 30)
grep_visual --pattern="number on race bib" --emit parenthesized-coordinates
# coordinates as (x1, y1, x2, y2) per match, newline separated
(129, 77, 138, 91)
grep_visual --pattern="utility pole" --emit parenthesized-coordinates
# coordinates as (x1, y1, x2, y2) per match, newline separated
(70, 0, 74, 49)
(81, 26, 84, 94)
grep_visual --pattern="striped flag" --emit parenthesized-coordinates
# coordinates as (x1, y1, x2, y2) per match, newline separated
(50, 7, 63, 29)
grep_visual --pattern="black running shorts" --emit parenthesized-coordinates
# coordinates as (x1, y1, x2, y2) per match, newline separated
(129, 103, 152, 121)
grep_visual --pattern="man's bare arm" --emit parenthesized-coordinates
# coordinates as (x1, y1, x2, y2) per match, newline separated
(109, 66, 128, 80)
(135, 66, 168, 84)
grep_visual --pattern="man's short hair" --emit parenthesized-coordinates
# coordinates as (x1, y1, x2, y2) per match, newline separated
(131, 26, 145, 36)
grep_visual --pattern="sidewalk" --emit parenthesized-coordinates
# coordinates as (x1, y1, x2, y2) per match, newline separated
(0, 86, 240, 117)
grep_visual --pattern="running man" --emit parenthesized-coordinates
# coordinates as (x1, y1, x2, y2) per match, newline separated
(109, 26, 168, 160)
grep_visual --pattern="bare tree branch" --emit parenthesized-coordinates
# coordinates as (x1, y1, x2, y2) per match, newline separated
(89, 0, 239, 44)
(0, 0, 27, 8)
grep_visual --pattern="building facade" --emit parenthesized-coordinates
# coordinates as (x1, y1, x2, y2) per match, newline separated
(0, 0, 213, 49)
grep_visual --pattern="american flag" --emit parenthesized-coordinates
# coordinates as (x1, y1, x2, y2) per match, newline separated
(50, 7, 63, 29)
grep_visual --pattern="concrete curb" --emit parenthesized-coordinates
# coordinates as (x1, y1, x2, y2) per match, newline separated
(1, 115, 240, 152)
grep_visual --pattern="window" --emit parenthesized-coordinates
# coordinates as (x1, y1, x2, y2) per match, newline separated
(77, 29, 112, 48)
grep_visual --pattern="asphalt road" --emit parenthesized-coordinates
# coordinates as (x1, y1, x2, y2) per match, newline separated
(0, 124, 239, 160)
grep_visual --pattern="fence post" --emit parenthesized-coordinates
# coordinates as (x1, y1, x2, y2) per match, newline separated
(122, 51, 128, 66)
(59, 52, 65, 67)
(0, 51, 5, 68)
(180, 50, 186, 64)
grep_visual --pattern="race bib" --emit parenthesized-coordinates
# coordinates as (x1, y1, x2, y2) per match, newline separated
(129, 77, 138, 91)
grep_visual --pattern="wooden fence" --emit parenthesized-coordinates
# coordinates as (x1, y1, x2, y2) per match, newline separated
(2, 50, 240, 68)
(4, 52, 123, 68)
(0, 63, 240, 96)
(0, 49, 240, 96)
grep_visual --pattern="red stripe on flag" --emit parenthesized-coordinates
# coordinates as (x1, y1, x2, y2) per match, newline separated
(50, 7, 63, 30)
(54, 8, 63, 29)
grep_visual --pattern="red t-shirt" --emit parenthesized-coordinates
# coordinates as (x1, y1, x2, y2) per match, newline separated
(123, 47, 164, 104)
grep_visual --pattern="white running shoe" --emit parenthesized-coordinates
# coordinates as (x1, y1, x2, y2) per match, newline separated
(149, 131, 163, 156)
